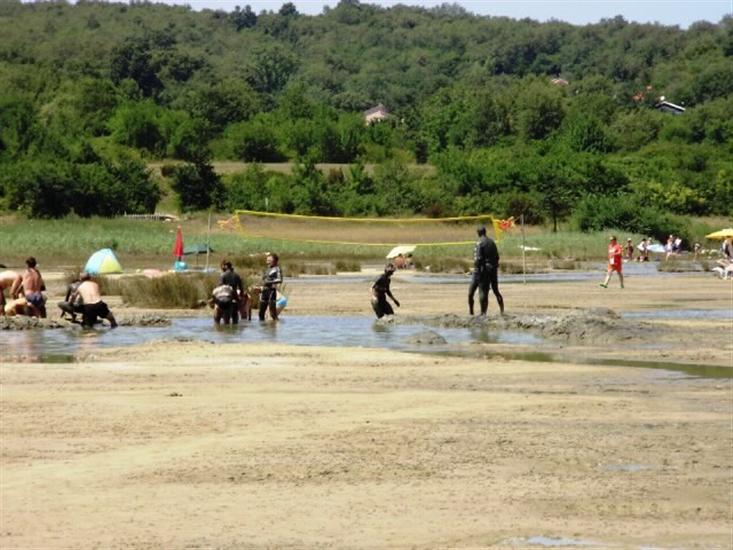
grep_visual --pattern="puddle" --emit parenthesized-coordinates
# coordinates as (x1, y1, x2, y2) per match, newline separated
(505, 535, 601, 547)
(622, 309, 732, 320)
(0, 315, 539, 362)
(602, 463, 654, 472)
(454, 350, 733, 380)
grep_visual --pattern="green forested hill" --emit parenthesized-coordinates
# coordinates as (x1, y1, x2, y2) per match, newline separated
(0, 0, 731, 234)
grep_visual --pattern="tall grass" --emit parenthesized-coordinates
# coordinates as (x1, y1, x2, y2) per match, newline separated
(1, 213, 700, 269)
(100, 273, 222, 309)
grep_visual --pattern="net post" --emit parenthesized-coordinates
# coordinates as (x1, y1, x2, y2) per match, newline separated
(205, 209, 212, 272)
(521, 213, 526, 285)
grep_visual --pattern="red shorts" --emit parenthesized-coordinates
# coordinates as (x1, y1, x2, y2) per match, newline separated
(608, 263, 622, 273)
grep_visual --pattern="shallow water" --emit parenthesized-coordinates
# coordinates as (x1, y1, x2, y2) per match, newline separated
(622, 308, 732, 320)
(506, 535, 601, 547)
(297, 263, 703, 285)
(1, 315, 540, 361)
(463, 350, 732, 379)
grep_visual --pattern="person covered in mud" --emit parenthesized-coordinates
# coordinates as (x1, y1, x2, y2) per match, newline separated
(0, 269, 19, 315)
(70, 272, 118, 328)
(259, 253, 282, 321)
(214, 260, 245, 325)
(57, 275, 84, 322)
(371, 263, 400, 319)
(10, 257, 46, 317)
(468, 226, 504, 316)
(600, 235, 624, 289)
(624, 238, 635, 261)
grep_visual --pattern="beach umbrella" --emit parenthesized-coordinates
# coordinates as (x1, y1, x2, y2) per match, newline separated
(173, 226, 184, 261)
(705, 228, 733, 240)
(386, 245, 416, 259)
(84, 249, 123, 275)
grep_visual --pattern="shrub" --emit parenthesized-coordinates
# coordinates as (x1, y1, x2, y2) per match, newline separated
(100, 273, 223, 309)
(172, 161, 224, 212)
(571, 194, 690, 243)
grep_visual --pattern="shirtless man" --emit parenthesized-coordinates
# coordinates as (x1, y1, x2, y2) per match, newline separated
(71, 273, 117, 328)
(0, 270, 20, 315)
(10, 257, 46, 317)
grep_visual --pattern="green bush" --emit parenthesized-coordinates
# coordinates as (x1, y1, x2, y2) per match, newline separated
(172, 161, 224, 212)
(100, 273, 223, 309)
(571, 194, 690, 243)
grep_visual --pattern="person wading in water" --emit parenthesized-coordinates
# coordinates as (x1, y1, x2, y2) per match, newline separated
(259, 253, 283, 321)
(468, 226, 504, 316)
(371, 263, 400, 319)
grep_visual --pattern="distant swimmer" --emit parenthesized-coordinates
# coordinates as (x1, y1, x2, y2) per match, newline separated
(371, 263, 400, 319)
(468, 226, 504, 316)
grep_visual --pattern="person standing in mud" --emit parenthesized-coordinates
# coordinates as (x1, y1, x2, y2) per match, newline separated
(371, 263, 400, 319)
(10, 257, 46, 318)
(259, 253, 282, 321)
(468, 226, 504, 316)
(216, 260, 245, 325)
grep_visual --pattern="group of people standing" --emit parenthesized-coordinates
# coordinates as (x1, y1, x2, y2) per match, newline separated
(212, 253, 283, 325)
(370, 226, 505, 319)
(0, 257, 47, 317)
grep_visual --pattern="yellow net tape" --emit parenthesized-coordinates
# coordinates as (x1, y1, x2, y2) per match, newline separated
(228, 210, 504, 248)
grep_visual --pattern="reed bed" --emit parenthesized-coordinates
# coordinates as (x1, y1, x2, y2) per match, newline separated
(2, 214, 652, 269)
(101, 273, 222, 309)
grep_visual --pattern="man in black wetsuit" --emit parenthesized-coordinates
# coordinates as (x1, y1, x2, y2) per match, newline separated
(259, 253, 283, 321)
(468, 226, 504, 316)
(216, 260, 245, 325)
(371, 263, 400, 319)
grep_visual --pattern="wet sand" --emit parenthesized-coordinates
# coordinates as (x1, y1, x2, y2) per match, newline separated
(1, 273, 732, 548)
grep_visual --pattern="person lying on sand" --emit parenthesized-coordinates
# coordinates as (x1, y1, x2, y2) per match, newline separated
(0, 270, 19, 315)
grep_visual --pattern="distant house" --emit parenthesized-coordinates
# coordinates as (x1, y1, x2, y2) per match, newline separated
(655, 97, 685, 115)
(550, 77, 569, 86)
(363, 103, 389, 125)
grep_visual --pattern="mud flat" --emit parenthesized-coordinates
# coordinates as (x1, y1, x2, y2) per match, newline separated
(1, 341, 731, 548)
(1, 273, 731, 548)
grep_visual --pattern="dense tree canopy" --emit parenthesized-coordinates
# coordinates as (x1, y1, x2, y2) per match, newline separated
(0, 0, 730, 222)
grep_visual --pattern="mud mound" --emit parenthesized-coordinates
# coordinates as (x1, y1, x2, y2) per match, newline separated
(0, 314, 171, 330)
(397, 308, 646, 345)
(405, 330, 448, 345)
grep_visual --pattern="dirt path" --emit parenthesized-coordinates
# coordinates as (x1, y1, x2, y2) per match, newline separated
(1, 273, 732, 548)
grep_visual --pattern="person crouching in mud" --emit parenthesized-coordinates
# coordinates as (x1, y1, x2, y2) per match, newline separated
(371, 263, 400, 319)
(58, 274, 84, 322)
(259, 253, 282, 321)
(71, 273, 117, 329)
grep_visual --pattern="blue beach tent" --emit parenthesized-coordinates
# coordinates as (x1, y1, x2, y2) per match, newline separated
(84, 248, 123, 275)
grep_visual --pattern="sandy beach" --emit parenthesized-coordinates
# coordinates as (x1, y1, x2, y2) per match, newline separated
(1, 272, 732, 548)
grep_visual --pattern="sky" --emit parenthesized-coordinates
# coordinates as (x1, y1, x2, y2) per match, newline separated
(170, 0, 732, 28)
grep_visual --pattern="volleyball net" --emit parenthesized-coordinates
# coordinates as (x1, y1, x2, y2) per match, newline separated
(220, 210, 515, 248)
